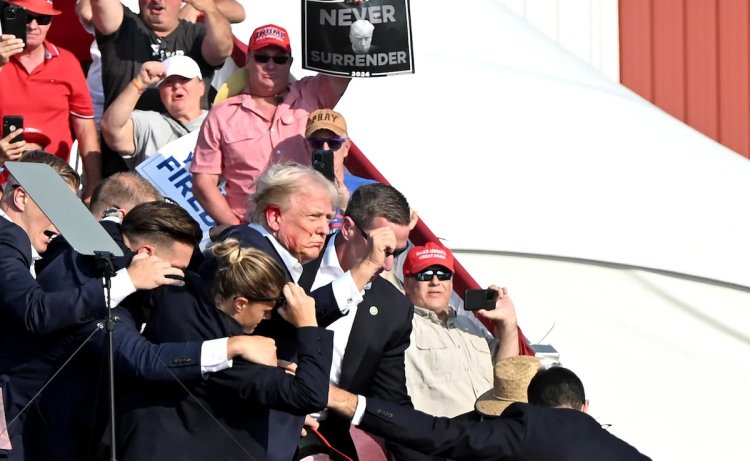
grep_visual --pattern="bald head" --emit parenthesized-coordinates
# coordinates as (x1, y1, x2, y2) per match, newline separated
(89, 173, 163, 219)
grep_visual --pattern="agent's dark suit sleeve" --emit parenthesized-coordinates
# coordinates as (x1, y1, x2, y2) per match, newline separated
(0, 225, 106, 334)
(207, 327, 333, 415)
(358, 399, 525, 461)
(103, 307, 202, 381)
(370, 303, 429, 461)
(309, 283, 345, 328)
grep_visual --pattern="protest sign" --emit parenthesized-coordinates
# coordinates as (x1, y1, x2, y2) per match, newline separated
(302, 0, 414, 77)
(136, 132, 215, 247)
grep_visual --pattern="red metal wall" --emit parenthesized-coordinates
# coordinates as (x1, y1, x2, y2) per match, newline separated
(620, 0, 750, 159)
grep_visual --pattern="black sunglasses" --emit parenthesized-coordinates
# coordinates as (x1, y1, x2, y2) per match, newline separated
(26, 12, 52, 25)
(413, 268, 453, 282)
(253, 54, 291, 65)
(307, 136, 347, 151)
(252, 295, 286, 308)
(353, 220, 409, 258)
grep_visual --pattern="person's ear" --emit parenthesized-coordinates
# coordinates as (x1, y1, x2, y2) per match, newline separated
(198, 80, 206, 97)
(136, 245, 154, 256)
(581, 399, 590, 413)
(12, 186, 28, 212)
(265, 205, 282, 232)
(232, 296, 248, 314)
(340, 216, 357, 242)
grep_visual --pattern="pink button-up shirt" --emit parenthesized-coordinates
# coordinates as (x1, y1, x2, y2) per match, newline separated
(191, 74, 344, 222)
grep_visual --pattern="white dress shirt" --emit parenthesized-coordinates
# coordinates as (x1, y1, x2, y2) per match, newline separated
(310, 235, 368, 385)
(249, 223, 364, 315)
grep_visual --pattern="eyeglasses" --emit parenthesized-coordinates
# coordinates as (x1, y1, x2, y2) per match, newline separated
(252, 295, 286, 308)
(306, 136, 347, 151)
(352, 220, 409, 258)
(253, 54, 291, 65)
(26, 12, 52, 25)
(412, 268, 453, 282)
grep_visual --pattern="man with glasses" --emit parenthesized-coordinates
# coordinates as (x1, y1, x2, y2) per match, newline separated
(298, 183, 431, 460)
(304, 108, 377, 231)
(0, 0, 102, 200)
(191, 23, 352, 225)
(402, 242, 521, 420)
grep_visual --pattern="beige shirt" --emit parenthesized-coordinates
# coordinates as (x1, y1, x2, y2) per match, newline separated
(405, 306, 498, 417)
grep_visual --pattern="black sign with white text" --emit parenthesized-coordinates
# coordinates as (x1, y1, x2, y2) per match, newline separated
(302, 0, 414, 77)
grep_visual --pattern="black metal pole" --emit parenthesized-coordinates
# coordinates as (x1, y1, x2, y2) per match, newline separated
(96, 251, 117, 461)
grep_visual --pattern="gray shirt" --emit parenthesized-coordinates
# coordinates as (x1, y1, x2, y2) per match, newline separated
(130, 110, 208, 166)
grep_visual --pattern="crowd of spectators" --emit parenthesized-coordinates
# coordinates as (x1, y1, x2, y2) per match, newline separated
(0, 0, 652, 459)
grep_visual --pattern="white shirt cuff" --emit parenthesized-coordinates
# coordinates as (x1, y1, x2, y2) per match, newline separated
(109, 268, 136, 306)
(351, 395, 367, 425)
(332, 271, 364, 315)
(200, 337, 233, 377)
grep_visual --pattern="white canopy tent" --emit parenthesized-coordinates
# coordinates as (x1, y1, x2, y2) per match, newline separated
(234, 2, 750, 459)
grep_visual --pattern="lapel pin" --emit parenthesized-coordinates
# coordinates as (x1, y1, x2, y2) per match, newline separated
(369, 306, 379, 316)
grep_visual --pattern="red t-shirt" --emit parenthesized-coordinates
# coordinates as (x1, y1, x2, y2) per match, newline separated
(45, 0, 94, 67)
(0, 41, 94, 162)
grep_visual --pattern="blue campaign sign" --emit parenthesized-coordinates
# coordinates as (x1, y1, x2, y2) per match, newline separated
(136, 132, 217, 234)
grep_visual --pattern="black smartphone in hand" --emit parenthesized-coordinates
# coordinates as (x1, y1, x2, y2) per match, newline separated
(1, 5, 27, 45)
(2, 115, 23, 144)
(464, 289, 498, 311)
(312, 149, 335, 182)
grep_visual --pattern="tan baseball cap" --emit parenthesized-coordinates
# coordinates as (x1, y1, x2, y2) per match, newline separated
(305, 109, 348, 138)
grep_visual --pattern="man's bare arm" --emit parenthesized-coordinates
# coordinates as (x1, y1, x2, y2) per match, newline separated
(327, 384, 358, 420)
(90, 0, 124, 35)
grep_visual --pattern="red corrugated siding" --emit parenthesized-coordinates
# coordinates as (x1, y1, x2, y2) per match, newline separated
(620, 0, 750, 158)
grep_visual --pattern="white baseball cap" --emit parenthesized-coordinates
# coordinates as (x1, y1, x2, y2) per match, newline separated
(162, 55, 203, 81)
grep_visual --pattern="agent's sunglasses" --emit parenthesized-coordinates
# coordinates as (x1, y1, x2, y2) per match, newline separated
(307, 136, 347, 151)
(353, 220, 409, 258)
(252, 295, 286, 308)
(26, 12, 52, 25)
(413, 268, 453, 282)
(253, 54, 291, 65)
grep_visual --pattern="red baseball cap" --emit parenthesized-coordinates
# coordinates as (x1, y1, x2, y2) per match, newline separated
(23, 127, 51, 148)
(8, 0, 61, 16)
(248, 24, 291, 54)
(403, 242, 455, 277)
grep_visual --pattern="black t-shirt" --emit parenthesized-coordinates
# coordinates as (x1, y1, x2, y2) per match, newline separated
(96, 6, 217, 112)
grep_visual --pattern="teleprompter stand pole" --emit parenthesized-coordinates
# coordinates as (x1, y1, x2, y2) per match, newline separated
(95, 251, 119, 461)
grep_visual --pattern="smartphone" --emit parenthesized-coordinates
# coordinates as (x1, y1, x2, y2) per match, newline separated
(464, 288, 498, 311)
(312, 149, 335, 182)
(1, 5, 27, 45)
(2, 115, 23, 143)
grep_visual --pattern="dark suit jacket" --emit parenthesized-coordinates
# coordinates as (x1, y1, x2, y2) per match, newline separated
(0, 217, 107, 335)
(359, 400, 651, 461)
(11, 222, 203, 461)
(209, 225, 347, 460)
(116, 272, 333, 461)
(301, 249, 428, 461)
(0, 216, 105, 459)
